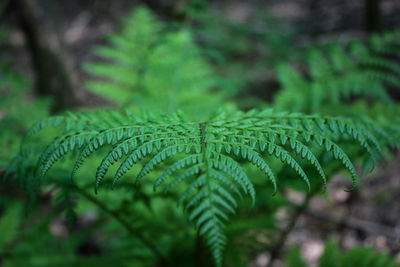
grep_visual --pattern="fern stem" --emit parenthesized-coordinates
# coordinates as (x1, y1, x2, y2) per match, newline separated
(195, 232, 206, 267)
(71, 185, 169, 266)
(266, 190, 316, 267)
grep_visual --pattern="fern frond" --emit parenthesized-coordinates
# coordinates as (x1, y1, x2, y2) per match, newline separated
(21, 108, 386, 266)
(275, 30, 400, 114)
(83, 6, 223, 118)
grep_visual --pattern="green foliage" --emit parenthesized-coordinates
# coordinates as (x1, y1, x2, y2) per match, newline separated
(0, 64, 51, 166)
(84, 6, 224, 118)
(16, 107, 389, 266)
(0, 202, 23, 253)
(273, 30, 400, 156)
(187, 1, 302, 108)
(318, 239, 342, 267)
(275, 30, 400, 113)
(285, 246, 307, 267)
(53, 183, 77, 228)
(2, 5, 399, 267)
(1, 174, 190, 267)
(285, 239, 399, 267)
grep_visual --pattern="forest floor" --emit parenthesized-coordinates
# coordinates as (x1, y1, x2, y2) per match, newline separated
(251, 152, 400, 266)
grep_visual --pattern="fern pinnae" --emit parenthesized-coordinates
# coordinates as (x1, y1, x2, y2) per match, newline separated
(23, 115, 73, 144)
(330, 142, 359, 191)
(334, 122, 383, 161)
(209, 153, 255, 202)
(195, 206, 228, 229)
(210, 158, 250, 198)
(217, 140, 280, 192)
(37, 134, 73, 169)
(177, 174, 208, 206)
(95, 143, 134, 191)
(361, 55, 400, 75)
(261, 118, 374, 187)
(354, 127, 382, 161)
(291, 139, 327, 190)
(325, 119, 381, 161)
(210, 129, 311, 191)
(235, 114, 369, 190)
(208, 169, 244, 200)
(270, 143, 311, 191)
(136, 143, 193, 181)
(110, 138, 201, 190)
(71, 133, 113, 177)
(90, 130, 196, 190)
(210, 181, 238, 208)
(360, 117, 393, 149)
(69, 122, 148, 177)
(153, 154, 202, 191)
(211, 194, 236, 214)
(40, 131, 95, 177)
(163, 163, 204, 193)
(184, 187, 209, 213)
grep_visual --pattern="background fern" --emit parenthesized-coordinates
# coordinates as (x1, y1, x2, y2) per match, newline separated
(83, 6, 227, 118)
(0, 64, 51, 167)
(274, 30, 400, 113)
(273, 30, 400, 154)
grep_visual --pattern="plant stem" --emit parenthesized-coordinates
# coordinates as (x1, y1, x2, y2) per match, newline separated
(266, 191, 314, 267)
(72, 185, 169, 266)
(195, 232, 205, 267)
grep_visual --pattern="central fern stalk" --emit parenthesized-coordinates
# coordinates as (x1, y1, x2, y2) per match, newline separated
(197, 121, 226, 265)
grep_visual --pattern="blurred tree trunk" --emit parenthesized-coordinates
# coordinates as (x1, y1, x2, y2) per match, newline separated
(364, 0, 383, 32)
(14, 0, 81, 111)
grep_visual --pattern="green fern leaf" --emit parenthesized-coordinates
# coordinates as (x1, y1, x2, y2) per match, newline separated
(20, 108, 388, 267)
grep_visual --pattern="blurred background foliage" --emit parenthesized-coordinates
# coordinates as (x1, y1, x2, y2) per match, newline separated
(0, 0, 399, 266)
